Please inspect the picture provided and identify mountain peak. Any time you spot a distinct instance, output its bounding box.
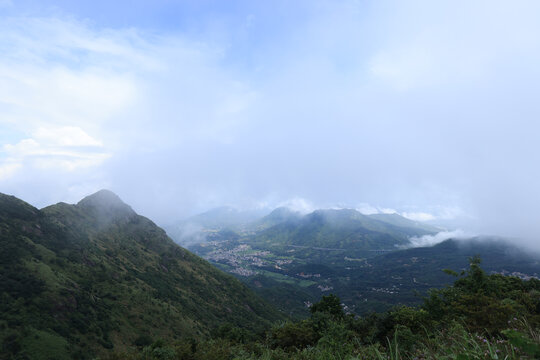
[78,189,124,207]
[77,189,135,220]
[267,206,296,216]
[254,207,302,229]
[310,208,364,220]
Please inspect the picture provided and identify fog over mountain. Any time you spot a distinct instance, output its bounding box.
[1,1,540,249]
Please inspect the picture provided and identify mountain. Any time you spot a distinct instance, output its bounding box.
[367,237,540,286]
[187,203,540,317]
[334,237,540,313]
[0,191,283,359]
[165,206,267,245]
[367,213,441,233]
[249,209,437,258]
[240,237,540,316]
[251,207,302,230]
[186,209,447,317]
[168,207,440,251]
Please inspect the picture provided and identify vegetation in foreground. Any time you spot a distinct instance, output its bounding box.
[103,257,540,359]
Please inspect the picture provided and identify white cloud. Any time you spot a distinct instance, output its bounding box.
[0,15,254,209]
[0,60,137,131]
[406,229,470,248]
[402,211,436,222]
[354,204,464,223]
[369,47,440,90]
[356,203,397,215]
[379,207,397,214]
[0,0,540,244]
[278,197,315,214]
[32,126,103,147]
[0,162,20,180]
[2,126,110,173]
[0,17,139,187]
[355,203,379,215]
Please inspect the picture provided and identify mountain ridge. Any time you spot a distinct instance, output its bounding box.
[249,207,437,251]
[0,190,283,359]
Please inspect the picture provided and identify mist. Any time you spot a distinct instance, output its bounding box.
[1,1,540,249]
[405,230,470,249]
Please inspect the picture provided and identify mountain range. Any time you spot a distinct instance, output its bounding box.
[3,191,540,358]
[166,205,440,249]
[180,205,540,317]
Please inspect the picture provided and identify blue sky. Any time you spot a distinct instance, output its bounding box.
[1,0,540,247]
[0,0,320,69]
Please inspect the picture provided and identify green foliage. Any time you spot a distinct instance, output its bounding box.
[0,191,283,359]
[309,294,344,319]
[134,335,153,348]
[422,257,540,334]
[117,260,540,359]
[503,328,540,357]
[268,320,319,350]
[213,322,256,344]
[141,340,176,360]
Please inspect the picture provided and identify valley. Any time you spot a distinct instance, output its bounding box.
[178,208,540,317]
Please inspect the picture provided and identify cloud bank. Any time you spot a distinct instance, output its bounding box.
[1,1,540,250]
[406,229,470,248]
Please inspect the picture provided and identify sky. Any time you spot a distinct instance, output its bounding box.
[1,0,540,246]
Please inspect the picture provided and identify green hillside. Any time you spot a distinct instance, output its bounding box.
[105,259,540,360]
[251,209,436,254]
[198,208,440,277]
[326,237,540,313]
[0,191,283,359]
[366,213,441,233]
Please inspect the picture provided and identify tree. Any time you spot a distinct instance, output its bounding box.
[310,294,344,319]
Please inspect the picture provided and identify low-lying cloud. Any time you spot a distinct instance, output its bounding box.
[405,229,470,248]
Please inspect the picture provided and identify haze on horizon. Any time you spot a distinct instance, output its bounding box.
[1,1,539,249]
